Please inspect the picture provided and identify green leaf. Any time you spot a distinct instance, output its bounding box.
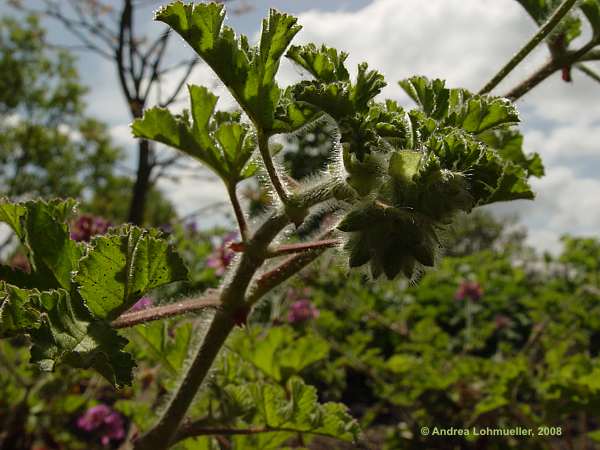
[0,282,41,337]
[399,76,450,120]
[23,200,83,290]
[478,128,544,177]
[0,199,26,239]
[448,92,520,134]
[28,289,134,387]
[0,199,82,290]
[132,85,257,184]
[247,376,360,442]
[291,80,354,120]
[131,321,193,376]
[388,150,423,183]
[229,326,329,382]
[425,129,534,204]
[286,43,350,82]
[272,87,323,133]
[351,63,386,111]
[214,122,257,181]
[400,76,520,133]
[155,2,301,130]
[486,161,535,203]
[75,225,188,321]
[1,284,134,387]
[581,0,600,38]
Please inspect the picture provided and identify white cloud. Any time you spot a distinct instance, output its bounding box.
[284,0,600,252]
[286,0,534,97]
[525,123,600,169]
[492,166,600,252]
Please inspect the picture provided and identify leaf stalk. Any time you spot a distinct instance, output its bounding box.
[479,0,578,95]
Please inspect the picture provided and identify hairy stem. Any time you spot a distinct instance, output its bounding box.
[133,309,236,450]
[111,293,220,329]
[247,248,327,305]
[479,0,577,95]
[227,183,248,241]
[133,211,289,450]
[292,177,351,209]
[267,239,339,258]
[505,41,598,100]
[257,130,289,204]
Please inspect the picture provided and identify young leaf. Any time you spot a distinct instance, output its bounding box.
[75,225,188,321]
[478,128,544,178]
[286,43,350,82]
[400,76,520,133]
[132,85,257,185]
[399,76,449,120]
[155,2,301,130]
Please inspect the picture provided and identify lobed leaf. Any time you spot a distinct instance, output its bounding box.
[1,283,135,387]
[286,43,350,82]
[28,289,135,387]
[400,76,520,133]
[132,85,257,184]
[244,376,360,442]
[74,225,188,321]
[155,2,301,130]
[229,326,329,382]
[0,199,82,290]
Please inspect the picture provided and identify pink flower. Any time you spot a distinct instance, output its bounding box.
[77,404,125,446]
[287,299,319,324]
[70,214,111,242]
[455,281,483,302]
[206,231,238,276]
[128,296,153,312]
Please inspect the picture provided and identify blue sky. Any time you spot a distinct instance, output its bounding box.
[18,0,600,252]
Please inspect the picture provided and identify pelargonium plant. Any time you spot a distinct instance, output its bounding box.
[2,0,598,448]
